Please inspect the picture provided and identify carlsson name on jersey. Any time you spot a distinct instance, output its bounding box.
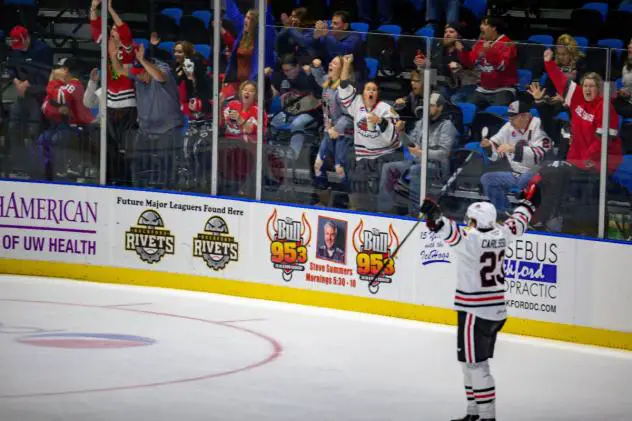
[125,209,175,264]
[266,209,312,282]
[193,216,239,270]
[352,220,400,294]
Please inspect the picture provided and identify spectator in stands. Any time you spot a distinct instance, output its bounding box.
[456,16,518,109]
[416,22,480,105]
[6,25,53,176]
[38,57,96,181]
[223,0,276,89]
[313,11,366,86]
[530,49,623,235]
[479,100,551,215]
[357,0,393,25]
[393,69,425,133]
[613,38,632,119]
[312,56,354,194]
[83,68,101,114]
[276,7,316,65]
[110,43,184,189]
[338,54,401,211]
[221,80,268,143]
[378,92,457,216]
[267,53,323,158]
[90,0,136,185]
[425,0,459,29]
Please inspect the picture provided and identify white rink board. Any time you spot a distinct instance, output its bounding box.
[0,180,630,333]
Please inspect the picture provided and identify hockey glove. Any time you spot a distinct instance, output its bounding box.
[421,198,444,233]
[517,180,541,214]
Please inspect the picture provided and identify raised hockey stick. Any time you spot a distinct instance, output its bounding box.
[368,128,488,287]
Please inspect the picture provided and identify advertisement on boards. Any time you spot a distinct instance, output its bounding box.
[503,236,572,322]
[0,184,101,263]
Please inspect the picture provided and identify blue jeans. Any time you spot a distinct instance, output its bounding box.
[315,134,352,190]
[377,160,424,215]
[426,0,459,24]
[270,112,315,159]
[480,170,534,213]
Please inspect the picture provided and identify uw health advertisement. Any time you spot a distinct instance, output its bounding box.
[0,180,629,336]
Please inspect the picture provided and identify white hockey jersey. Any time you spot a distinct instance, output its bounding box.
[489,116,551,174]
[338,82,401,160]
[436,204,533,321]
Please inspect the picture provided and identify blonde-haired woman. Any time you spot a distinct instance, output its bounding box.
[528,34,587,157]
[312,55,354,194]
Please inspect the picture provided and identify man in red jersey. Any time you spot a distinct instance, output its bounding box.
[37,58,98,181]
[456,16,517,109]
[528,48,623,235]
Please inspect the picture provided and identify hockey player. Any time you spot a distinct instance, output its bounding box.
[420,183,541,421]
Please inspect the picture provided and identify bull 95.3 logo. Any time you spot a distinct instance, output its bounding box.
[266,209,312,282]
[193,216,239,270]
[352,220,400,294]
[125,209,175,264]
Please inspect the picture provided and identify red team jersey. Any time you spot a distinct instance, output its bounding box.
[221,100,267,142]
[90,18,136,108]
[43,79,95,125]
[545,60,622,173]
[458,34,518,91]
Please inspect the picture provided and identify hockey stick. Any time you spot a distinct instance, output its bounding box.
[368,128,487,287]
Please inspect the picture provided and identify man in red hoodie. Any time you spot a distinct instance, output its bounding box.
[456,16,517,109]
[528,48,623,236]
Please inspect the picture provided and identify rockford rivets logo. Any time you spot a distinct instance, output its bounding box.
[125,209,175,263]
[193,216,239,270]
[266,209,312,282]
[352,220,400,294]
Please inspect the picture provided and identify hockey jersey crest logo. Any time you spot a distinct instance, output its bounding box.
[266,209,312,282]
[193,216,239,271]
[352,220,399,294]
[125,209,175,264]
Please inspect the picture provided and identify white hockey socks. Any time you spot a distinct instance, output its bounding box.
[466,360,496,419]
[461,363,478,415]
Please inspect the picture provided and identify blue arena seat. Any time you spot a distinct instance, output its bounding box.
[161,8,183,25]
[414,25,435,38]
[527,34,554,46]
[192,10,212,28]
[157,41,175,56]
[517,68,533,91]
[582,2,608,21]
[133,38,150,51]
[463,0,487,20]
[377,24,402,41]
[195,44,212,60]
[457,102,476,127]
[484,105,509,118]
[366,57,379,79]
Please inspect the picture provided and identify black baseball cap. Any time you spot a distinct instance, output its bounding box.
[53,57,81,75]
[507,100,530,117]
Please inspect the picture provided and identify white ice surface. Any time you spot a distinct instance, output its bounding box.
[0,275,631,421]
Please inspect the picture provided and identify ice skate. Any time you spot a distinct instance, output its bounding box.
[450,415,479,421]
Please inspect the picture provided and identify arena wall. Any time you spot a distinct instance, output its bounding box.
[1,179,631,350]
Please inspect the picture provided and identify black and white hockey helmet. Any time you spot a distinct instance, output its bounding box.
[466,201,497,229]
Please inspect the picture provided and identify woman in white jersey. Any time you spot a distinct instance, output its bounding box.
[420,183,541,421]
[338,54,402,210]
